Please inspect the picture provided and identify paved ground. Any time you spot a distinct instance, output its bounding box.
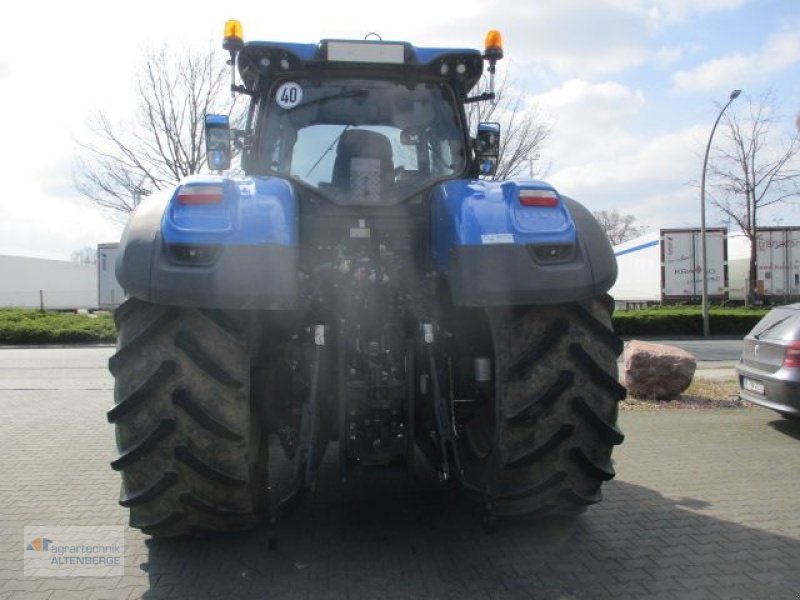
[2,347,800,599]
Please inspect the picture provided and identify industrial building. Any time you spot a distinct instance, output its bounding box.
[0,243,124,310]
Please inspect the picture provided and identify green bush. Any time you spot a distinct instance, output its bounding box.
[0,309,116,344]
[0,304,775,344]
[612,305,769,336]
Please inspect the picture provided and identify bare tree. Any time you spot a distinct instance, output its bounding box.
[74,45,239,218]
[707,91,800,300]
[592,209,647,245]
[70,246,97,265]
[466,68,552,179]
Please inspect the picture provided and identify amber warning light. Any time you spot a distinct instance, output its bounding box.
[223,20,244,53]
[484,30,503,61]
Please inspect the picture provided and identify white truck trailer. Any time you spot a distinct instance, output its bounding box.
[610,228,727,306]
[728,227,800,301]
[97,243,125,310]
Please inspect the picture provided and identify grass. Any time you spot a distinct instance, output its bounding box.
[0,309,116,344]
[622,376,746,411]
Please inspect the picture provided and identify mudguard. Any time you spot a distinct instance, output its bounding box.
[116,174,299,310]
[432,180,616,306]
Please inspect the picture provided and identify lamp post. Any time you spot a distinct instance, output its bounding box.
[525,154,540,179]
[700,89,741,337]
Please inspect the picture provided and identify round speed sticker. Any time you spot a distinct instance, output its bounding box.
[275,82,303,109]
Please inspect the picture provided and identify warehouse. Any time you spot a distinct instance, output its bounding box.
[0,243,125,310]
[0,254,98,310]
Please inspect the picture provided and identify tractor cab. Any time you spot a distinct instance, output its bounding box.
[256,76,468,205]
[205,25,504,204]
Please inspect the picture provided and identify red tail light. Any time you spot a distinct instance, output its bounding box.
[783,341,800,368]
[177,184,224,205]
[518,189,558,207]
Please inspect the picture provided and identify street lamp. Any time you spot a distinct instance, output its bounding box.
[700,89,741,337]
[524,154,540,179]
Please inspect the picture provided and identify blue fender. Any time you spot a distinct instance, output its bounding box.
[431,179,617,306]
[161,174,297,246]
[116,174,299,310]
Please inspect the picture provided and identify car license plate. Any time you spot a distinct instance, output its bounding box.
[743,377,765,395]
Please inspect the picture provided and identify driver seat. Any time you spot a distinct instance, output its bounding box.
[332,129,394,201]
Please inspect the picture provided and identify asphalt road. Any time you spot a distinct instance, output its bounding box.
[0,337,745,369]
[619,338,743,380]
[641,338,743,362]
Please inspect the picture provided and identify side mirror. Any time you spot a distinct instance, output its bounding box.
[204,114,232,171]
[475,122,500,176]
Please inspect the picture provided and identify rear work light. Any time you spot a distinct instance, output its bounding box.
[783,341,800,368]
[177,185,224,205]
[518,189,559,207]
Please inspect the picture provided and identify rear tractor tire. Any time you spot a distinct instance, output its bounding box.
[460,296,626,519]
[107,298,268,537]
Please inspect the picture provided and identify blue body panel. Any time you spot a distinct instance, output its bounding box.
[431,180,577,272]
[162,174,297,246]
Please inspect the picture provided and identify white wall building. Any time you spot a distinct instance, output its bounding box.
[0,254,98,310]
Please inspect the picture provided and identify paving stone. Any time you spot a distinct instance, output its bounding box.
[3,349,800,599]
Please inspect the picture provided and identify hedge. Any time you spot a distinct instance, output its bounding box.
[0,309,116,344]
[612,306,770,336]
[0,305,774,344]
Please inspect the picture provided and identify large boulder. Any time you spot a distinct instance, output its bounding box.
[624,340,696,400]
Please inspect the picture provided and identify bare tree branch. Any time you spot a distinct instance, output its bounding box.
[74,44,241,218]
[465,67,552,179]
[591,209,647,245]
[71,246,98,264]
[707,90,800,300]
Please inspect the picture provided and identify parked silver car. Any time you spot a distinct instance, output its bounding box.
[737,303,800,418]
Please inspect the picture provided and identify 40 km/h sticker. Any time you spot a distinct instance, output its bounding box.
[275,82,303,109]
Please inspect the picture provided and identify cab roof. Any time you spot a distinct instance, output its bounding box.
[237,39,484,99]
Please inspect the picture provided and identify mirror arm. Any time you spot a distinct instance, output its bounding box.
[231,129,246,151]
[231,84,255,96]
[464,92,495,104]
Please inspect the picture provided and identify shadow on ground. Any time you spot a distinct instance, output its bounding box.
[769,417,800,441]
[139,450,800,600]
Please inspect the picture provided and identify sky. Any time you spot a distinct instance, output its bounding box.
[0,0,798,260]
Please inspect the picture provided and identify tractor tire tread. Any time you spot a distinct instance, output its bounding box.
[109,299,265,537]
[461,297,625,519]
[110,417,176,471]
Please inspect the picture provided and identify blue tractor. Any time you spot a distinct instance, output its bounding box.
[109,22,625,537]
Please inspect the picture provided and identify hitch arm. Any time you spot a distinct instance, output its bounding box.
[424,326,462,482]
